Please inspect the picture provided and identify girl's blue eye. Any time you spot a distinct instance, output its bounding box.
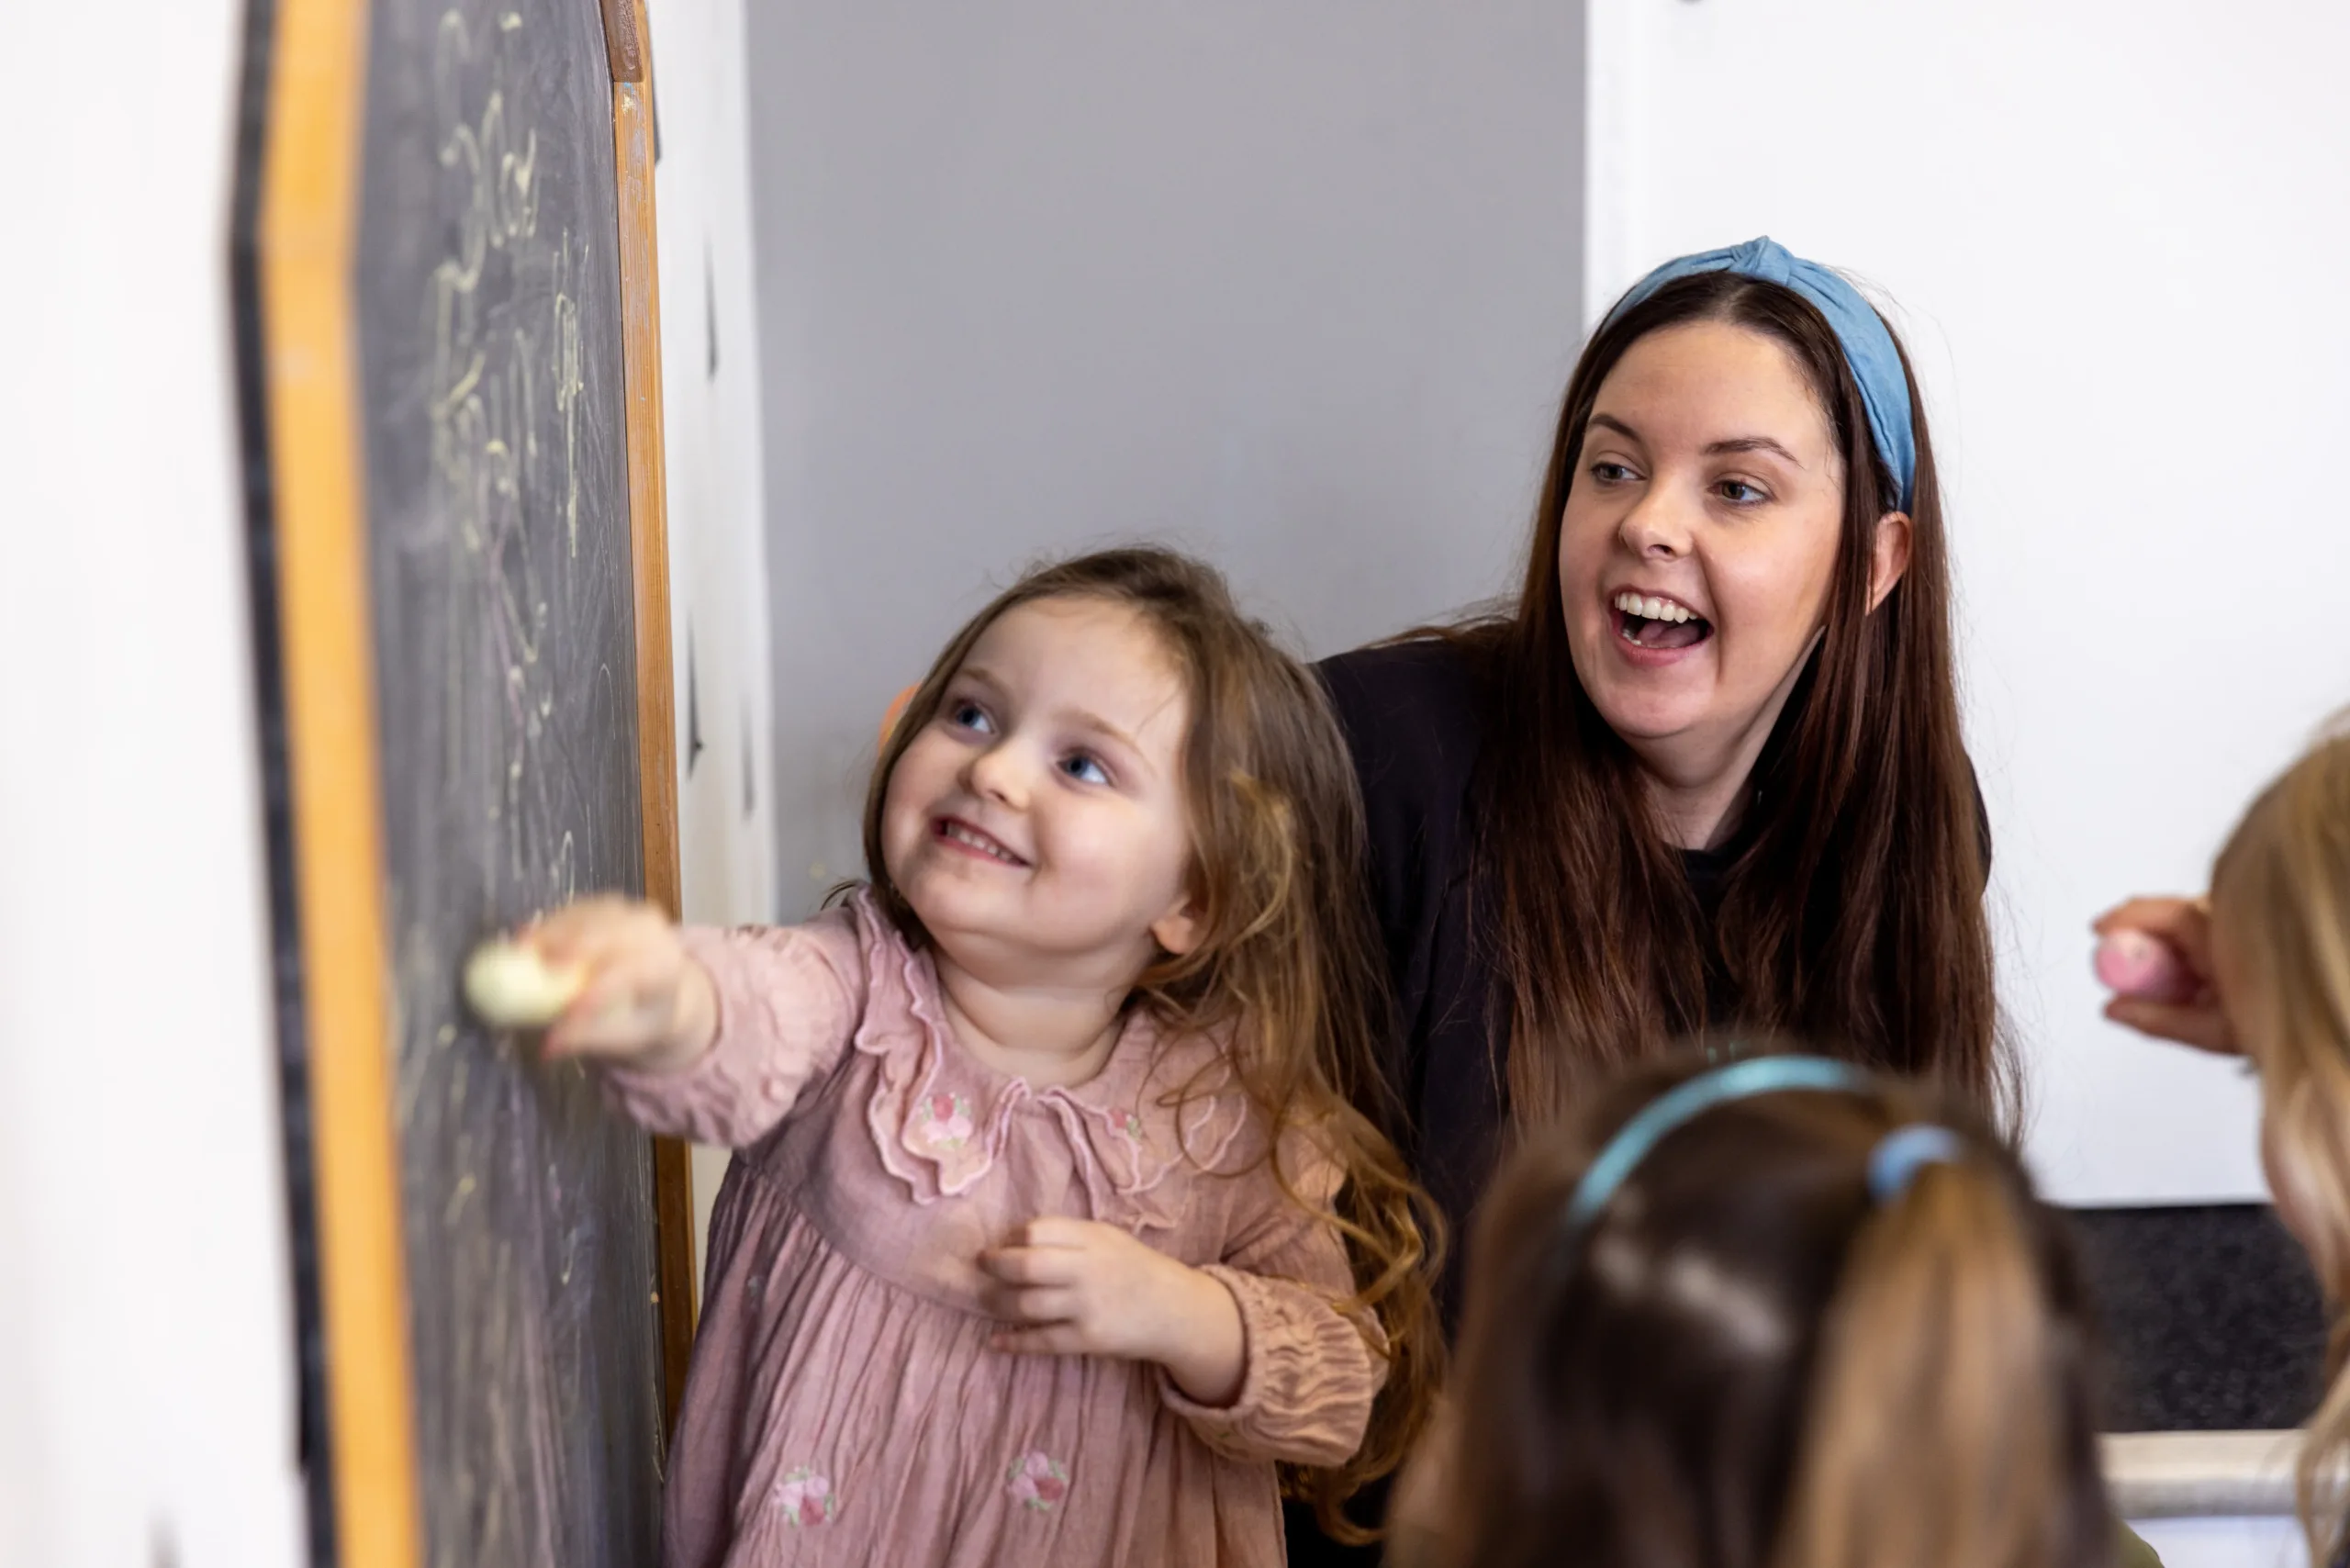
[1059,753,1111,786]
[948,700,993,734]
[1718,479,1767,505]
[1589,461,1635,485]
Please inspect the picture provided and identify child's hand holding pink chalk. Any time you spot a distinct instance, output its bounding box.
[2093,928,2200,1003]
[2089,895,2238,1055]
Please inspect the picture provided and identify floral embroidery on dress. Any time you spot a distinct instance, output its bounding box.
[845,890,1253,1219]
[1007,1450,1070,1512]
[775,1467,837,1528]
[917,1092,976,1152]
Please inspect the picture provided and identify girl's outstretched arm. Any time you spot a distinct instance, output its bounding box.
[586,904,869,1148]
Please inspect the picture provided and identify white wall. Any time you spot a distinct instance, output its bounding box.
[748,0,1586,910]
[0,1,779,1559]
[655,0,778,933]
[1,6,305,1568]
[2132,1518,2304,1568]
[1584,0,2350,1206]
[648,0,781,1265]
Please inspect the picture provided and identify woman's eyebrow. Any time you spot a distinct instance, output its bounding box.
[1704,434,1805,467]
[1588,413,1805,468]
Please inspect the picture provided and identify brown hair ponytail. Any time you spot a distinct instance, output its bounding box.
[1774,1161,2111,1568]
[1426,1052,2108,1568]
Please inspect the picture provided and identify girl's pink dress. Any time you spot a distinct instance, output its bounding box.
[605,890,1382,1567]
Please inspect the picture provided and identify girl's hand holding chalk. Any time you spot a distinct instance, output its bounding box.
[2090,895,2238,1055]
[2093,928,2200,1004]
[464,942,588,1028]
[465,895,720,1073]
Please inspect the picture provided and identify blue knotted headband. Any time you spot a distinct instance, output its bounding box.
[1600,237,1917,511]
[1562,1055,1964,1234]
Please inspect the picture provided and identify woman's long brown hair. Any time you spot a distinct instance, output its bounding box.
[1432,1053,2110,1568]
[861,546,1441,1538]
[2209,721,2350,1566]
[1446,271,2012,1129]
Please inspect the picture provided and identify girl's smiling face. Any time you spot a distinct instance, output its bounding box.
[1558,319,1902,792]
[880,595,1201,992]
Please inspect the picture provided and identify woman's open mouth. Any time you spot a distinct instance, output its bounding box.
[1611,590,1713,651]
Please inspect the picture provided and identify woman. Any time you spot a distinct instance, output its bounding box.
[1295,237,2014,1562]
[1324,237,2008,1272]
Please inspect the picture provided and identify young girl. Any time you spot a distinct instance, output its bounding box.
[1388,1051,2117,1568]
[2098,719,2350,1565]
[509,547,1437,1567]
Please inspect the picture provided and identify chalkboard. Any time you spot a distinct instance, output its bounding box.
[352,1,664,1565]
[238,0,684,1563]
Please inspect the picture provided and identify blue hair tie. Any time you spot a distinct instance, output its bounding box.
[1865,1124,1967,1202]
[1565,1055,1871,1231]
[1601,237,1917,511]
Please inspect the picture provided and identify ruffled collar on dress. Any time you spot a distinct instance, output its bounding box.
[844,890,1252,1234]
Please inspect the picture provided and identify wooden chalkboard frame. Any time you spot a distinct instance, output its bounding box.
[599,0,704,1445]
[247,0,696,1562]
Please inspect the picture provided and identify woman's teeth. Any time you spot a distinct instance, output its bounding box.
[1613,590,1712,650]
[1612,590,1697,623]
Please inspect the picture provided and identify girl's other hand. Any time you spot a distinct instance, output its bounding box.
[520,896,719,1071]
[977,1217,1246,1406]
[2091,895,2238,1056]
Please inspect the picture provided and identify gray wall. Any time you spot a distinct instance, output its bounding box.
[748,0,1585,911]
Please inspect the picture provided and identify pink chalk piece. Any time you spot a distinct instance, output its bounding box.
[2093,929,2199,1003]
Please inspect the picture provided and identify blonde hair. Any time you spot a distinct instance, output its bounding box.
[1437,1051,2109,1568]
[862,546,1441,1536]
[2210,717,2350,1563]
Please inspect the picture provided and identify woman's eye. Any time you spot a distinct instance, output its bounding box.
[947,700,993,734]
[1589,461,1636,485]
[1718,479,1768,505]
[1059,753,1111,786]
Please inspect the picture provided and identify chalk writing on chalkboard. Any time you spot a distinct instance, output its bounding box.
[425,6,590,872]
[354,0,665,1563]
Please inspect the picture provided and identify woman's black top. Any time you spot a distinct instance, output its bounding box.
[1282,636,1985,1566]
[1315,637,1740,1293]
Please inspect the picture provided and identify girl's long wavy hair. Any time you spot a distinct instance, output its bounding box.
[1439,269,2014,1133]
[2209,717,2350,1566]
[1432,1050,2111,1568]
[861,545,1441,1537]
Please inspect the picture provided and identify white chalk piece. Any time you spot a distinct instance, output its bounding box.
[463,940,587,1028]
